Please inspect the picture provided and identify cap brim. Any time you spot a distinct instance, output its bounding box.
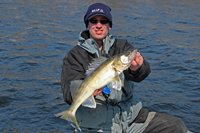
[88,13,111,21]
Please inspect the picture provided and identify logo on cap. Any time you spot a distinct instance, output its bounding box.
[92,9,104,13]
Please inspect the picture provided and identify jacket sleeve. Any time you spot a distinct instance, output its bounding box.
[61,47,89,105]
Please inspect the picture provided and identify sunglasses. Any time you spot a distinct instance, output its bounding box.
[89,19,109,25]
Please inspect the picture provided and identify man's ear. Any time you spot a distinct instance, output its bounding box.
[86,21,89,30]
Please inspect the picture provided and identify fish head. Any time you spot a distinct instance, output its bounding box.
[112,49,137,72]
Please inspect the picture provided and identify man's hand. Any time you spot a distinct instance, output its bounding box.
[93,87,105,96]
[129,52,143,71]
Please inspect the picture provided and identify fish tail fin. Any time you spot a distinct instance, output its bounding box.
[55,110,81,131]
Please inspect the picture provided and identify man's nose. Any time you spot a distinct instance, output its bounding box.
[96,21,102,28]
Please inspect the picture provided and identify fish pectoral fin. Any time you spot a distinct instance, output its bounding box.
[108,76,122,90]
[82,95,96,108]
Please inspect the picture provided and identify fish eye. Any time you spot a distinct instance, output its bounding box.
[125,51,130,56]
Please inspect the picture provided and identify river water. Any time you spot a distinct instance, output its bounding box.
[0,0,199,132]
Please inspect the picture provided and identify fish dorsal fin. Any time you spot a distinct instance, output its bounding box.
[82,95,96,108]
[70,80,82,99]
[86,56,108,76]
[107,76,122,90]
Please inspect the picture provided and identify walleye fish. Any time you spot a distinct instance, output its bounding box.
[55,49,137,131]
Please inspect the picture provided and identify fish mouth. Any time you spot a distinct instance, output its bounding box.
[128,49,137,61]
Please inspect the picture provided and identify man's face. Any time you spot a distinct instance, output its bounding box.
[87,15,111,41]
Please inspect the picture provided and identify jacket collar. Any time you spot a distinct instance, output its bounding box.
[77,30,115,57]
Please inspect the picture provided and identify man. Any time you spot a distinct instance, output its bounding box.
[61,3,187,133]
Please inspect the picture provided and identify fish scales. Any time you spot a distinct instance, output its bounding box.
[70,57,116,113]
